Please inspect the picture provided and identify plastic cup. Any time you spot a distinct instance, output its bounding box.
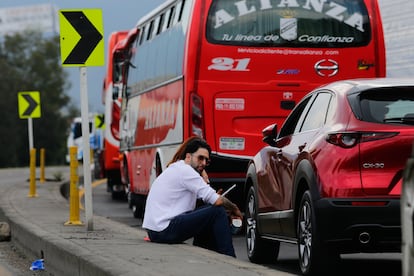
[231,218,242,234]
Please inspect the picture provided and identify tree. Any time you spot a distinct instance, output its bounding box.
[0,31,75,167]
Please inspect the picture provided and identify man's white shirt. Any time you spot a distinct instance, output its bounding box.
[142,160,219,232]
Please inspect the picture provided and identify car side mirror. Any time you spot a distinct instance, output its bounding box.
[262,123,277,146]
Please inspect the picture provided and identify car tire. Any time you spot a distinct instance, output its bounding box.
[245,186,280,264]
[297,191,339,275]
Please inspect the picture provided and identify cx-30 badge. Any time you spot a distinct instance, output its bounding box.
[314,59,339,77]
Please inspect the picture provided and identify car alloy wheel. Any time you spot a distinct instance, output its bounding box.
[297,190,338,275]
[245,186,280,263]
[298,192,313,273]
[246,189,257,258]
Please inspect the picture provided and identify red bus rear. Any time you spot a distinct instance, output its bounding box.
[119,0,386,215]
[100,31,128,198]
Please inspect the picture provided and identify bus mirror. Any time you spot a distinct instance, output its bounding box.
[113,64,121,83]
[112,86,119,100]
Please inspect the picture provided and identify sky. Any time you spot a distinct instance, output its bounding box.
[1,0,166,114]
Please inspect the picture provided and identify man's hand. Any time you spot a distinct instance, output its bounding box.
[214,196,243,220]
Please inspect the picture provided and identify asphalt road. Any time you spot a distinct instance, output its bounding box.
[0,170,404,276]
[90,179,403,276]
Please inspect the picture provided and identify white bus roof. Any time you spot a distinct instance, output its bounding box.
[135,0,176,27]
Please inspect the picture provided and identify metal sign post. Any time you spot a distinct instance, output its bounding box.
[59,8,104,231]
[79,67,93,230]
[28,117,34,150]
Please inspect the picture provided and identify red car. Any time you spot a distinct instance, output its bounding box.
[244,78,414,275]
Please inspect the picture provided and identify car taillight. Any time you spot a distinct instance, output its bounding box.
[190,93,205,138]
[111,101,121,140]
[326,133,359,148]
[326,132,398,148]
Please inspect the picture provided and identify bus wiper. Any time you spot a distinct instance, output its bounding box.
[383,117,414,125]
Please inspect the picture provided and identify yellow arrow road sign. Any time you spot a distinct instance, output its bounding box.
[18,91,41,119]
[95,113,105,129]
[59,9,104,67]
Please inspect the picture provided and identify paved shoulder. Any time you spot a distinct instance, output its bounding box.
[0,167,292,276]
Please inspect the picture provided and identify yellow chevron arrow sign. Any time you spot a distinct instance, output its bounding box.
[18,91,41,119]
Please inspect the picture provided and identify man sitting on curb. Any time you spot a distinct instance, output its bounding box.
[142,137,242,257]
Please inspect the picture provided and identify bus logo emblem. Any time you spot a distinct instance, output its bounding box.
[314,59,339,77]
[280,18,297,41]
[283,92,293,100]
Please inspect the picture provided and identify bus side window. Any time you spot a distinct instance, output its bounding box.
[147,20,154,41]
[162,9,171,31]
[179,0,191,28]
[157,13,165,35]
[151,17,160,38]
[179,0,186,22]
[173,1,183,25]
[139,26,146,45]
[167,6,175,29]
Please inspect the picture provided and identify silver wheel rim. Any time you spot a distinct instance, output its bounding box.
[299,200,312,270]
[246,193,257,256]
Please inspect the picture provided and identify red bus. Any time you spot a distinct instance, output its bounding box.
[100,31,128,198]
[119,0,386,217]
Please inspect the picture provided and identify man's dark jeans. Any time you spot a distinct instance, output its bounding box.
[147,205,236,257]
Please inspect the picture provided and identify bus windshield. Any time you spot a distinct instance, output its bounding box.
[206,0,370,47]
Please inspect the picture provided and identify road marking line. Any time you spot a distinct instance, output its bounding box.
[78,178,107,210]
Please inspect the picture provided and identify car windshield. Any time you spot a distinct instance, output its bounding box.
[356,88,414,125]
[73,122,93,139]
